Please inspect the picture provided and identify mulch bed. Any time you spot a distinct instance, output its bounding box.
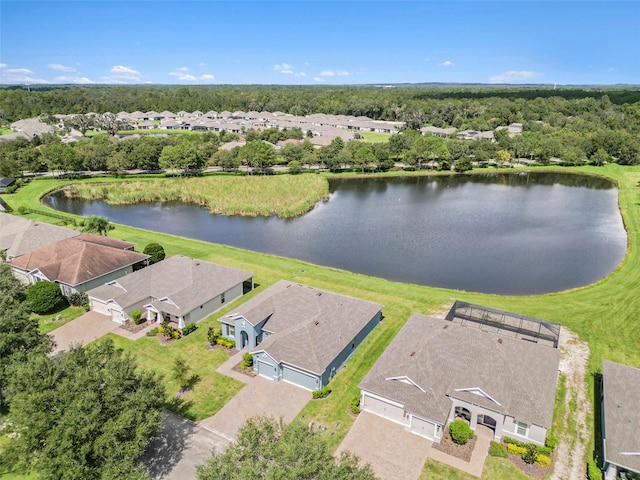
[507,453,549,478]
[156,333,175,346]
[432,430,478,462]
[231,360,255,378]
[205,344,238,355]
[119,319,154,333]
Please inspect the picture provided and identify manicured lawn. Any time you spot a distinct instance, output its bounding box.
[2,164,639,475]
[33,305,86,334]
[358,131,394,143]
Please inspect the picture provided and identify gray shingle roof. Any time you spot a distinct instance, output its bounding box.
[359,313,559,427]
[232,280,382,375]
[0,213,79,259]
[88,255,253,316]
[603,360,640,473]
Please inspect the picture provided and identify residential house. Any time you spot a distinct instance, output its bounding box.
[359,303,560,445]
[219,280,383,390]
[0,177,16,193]
[10,233,148,295]
[601,360,640,480]
[0,213,79,260]
[87,255,253,326]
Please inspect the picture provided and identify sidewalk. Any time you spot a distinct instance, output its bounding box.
[216,347,251,384]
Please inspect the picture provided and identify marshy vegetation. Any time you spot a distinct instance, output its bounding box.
[65,175,330,218]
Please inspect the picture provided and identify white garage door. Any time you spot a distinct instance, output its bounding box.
[89,297,111,316]
[410,415,439,440]
[362,393,406,425]
[256,359,277,380]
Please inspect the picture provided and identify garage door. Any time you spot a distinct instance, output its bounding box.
[89,297,111,316]
[362,393,406,425]
[281,365,318,390]
[256,359,277,380]
[410,415,439,440]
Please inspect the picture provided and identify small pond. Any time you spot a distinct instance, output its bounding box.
[43,172,627,295]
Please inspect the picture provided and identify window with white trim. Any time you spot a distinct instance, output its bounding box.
[228,324,235,336]
[516,421,529,437]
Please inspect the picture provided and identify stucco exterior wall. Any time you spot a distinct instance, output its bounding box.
[187,282,244,326]
[501,416,547,445]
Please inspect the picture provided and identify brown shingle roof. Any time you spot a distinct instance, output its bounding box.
[232,281,382,374]
[10,236,148,286]
[603,361,640,473]
[360,313,559,427]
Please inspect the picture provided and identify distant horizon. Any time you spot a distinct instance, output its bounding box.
[2,1,638,86]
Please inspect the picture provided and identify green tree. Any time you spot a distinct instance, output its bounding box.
[83,215,114,236]
[159,142,203,174]
[239,141,277,173]
[196,417,376,480]
[0,263,53,407]
[172,356,191,394]
[590,147,611,166]
[26,281,67,314]
[143,242,166,264]
[1,339,165,480]
[354,145,375,173]
[454,157,473,173]
[40,142,80,175]
[495,149,511,168]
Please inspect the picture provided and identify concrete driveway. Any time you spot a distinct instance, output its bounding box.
[50,310,118,354]
[142,410,230,480]
[336,411,433,480]
[198,376,311,441]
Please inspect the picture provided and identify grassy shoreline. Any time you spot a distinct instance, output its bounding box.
[2,165,639,477]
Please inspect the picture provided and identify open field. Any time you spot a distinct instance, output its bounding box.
[2,164,639,479]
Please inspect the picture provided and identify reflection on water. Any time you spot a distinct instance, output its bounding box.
[44,173,627,295]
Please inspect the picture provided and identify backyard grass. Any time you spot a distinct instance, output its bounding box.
[60,175,330,217]
[357,131,393,143]
[33,305,85,334]
[2,164,639,478]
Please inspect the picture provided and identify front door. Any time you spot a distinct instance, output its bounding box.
[240,330,249,348]
[477,414,497,430]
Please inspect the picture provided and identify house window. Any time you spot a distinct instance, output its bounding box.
[516,422,529,437]
[221,292,226,304]
[228,325,235,336]
[61,284,71,296]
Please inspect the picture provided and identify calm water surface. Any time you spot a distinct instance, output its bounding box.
[44,173,627,295]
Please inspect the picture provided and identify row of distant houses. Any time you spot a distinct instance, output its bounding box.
[1,210,635,478]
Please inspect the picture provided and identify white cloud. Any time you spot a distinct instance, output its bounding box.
[48,63,76,72]
[320,70,350,77]
[177,66,189,72]
[0,63,7,69]
[111,65,139,75]
[489,70,541,83]
[439,60,454,67]
[53,76,94,84]
[604,67,617,73]
[199,62,206,67]
[4,67,34,75]
[200,74,215,80]
[169,70,215,82]
[274,63,293,74]
[294,72,306,77]
[314,77,325,82]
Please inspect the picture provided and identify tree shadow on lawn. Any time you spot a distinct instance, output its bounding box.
[141,408,195,479]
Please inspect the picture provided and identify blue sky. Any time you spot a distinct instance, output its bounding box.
[1,1,638,85]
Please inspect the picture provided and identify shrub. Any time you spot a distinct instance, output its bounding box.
[67,292,88,307]
[216,337,235,349]
[207,326,220,345]
[130,310,143,325]
[545,433,558,451]
[537,454,551,467]
[17,206,26,215]
[537,445,553,456]
[507,443,528,457]
[449,420,474,445]
[522,444,539,464]
[146,327,159,337]
[312,385,332,399]
[350,395,361,415]
[27,281,68,314]
[172,329,181,340]
[143,242,166,264]
[503,436,526,447]
[489,441,509,458]
[161,320,179,339]
[241,353,253,370]
[182,323,198,336]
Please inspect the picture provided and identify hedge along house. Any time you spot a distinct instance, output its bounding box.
[601,360,640,480]
[359,304,560,445]
[219,280,383,391]
[9,233,148,295]
[87,255,253,327]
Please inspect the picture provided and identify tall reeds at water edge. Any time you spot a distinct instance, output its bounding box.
[67,176,330,218]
